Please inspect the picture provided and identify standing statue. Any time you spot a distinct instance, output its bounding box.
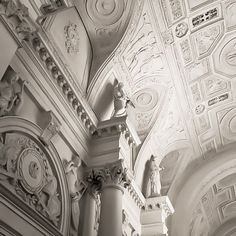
[0,68,26,117]
[112,80,134,117]
[146,155,163,198]
[64,156,82,236]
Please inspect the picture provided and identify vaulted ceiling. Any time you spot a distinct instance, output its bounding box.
[25,0,236,235]
[85,0,236,235]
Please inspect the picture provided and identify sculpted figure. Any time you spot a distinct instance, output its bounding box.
[0,0,34,40]
[64,156,82,236]
[0,68,25,117]
[112,80,134,117]
[147,155,163,198]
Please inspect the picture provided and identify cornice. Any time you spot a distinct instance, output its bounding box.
[92,116,141,147]
[0,0,97,135]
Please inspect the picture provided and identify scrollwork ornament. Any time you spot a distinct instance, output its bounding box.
[64,22,80,55]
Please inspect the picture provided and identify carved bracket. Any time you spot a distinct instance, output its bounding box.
[39,110,61,146]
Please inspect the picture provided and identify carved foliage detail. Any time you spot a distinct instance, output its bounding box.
[0,133,61,227]
[86,160,130,190]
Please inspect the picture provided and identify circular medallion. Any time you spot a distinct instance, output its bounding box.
[86,0,124,26]
[18,148,46,194]
[175,22,188,38]
[133,88,158,112]
[195,104,205,115]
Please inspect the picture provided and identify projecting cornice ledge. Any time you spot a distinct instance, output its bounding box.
[92,116,141,147]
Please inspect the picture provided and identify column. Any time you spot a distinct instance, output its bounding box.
[87,160,130,236]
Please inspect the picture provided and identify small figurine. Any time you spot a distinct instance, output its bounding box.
[112,80,134,117]
[64,156,82,236]
[0,67,26,117]
[146,155,164,198]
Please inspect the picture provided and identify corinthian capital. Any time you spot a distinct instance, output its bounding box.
[86,160,131,191]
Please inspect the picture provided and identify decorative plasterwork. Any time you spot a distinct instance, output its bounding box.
[0,132,62,227]
[224,0,236,31]
[30,36,96,133]
[214,34,236,78]
[192,22,224,59]
[0,0,36,41]
[160,0,185,26]
[189,5,222,31]
[189,173,236,236]
[86,160,131,191]
[0,1,98,136]
[64,22,80,55]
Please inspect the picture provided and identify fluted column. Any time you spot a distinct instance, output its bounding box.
[87,160,130,236]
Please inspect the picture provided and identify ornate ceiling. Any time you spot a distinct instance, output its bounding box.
[23,0,236,235]
[86,0,236,235]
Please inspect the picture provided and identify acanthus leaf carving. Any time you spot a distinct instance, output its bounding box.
[86,160,131,191]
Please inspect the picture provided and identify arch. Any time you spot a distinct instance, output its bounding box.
[0,116,70,235]
[170,143,236,236]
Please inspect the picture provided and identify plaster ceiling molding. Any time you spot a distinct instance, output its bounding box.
[41,7,92,93]
[192,22,224,59]
[185,58,210,82]
[207,92,232,109]
[224,0,236,31]
[120,9,166,84]
[218,107,236,145]
[74,0,137,80]
[129,83,168,138]
[189,204,209,236]
[151,93,187,153]
[213,34,236,78]
[187,0,216,12]
[201,139,217,159]
[194,109,210,136]
[188,175,236,236]
[171,153,236,236]
[160,0,186,27]
[178,37,194,65]
[189,81,203,104]
[174,21,189,38]
[189,5,222,32]
[202,75,230,98]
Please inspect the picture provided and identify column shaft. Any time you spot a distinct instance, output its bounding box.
[98,186,123,236]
